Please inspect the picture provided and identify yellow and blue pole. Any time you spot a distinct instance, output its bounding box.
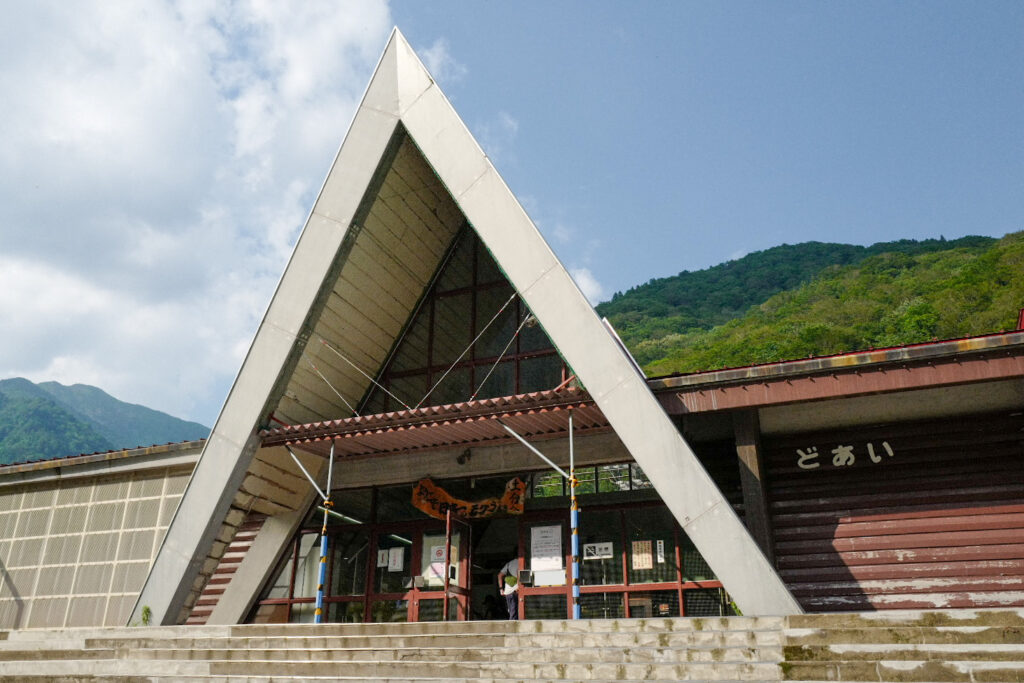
[499,415,580,618]
[314,441,335,624]
[314,499,331,622]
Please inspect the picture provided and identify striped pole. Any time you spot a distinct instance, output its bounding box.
[314,506,329,623]
[314,441,335,624]
[569,409,580,620]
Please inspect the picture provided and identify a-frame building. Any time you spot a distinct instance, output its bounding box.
[133,29,800,626]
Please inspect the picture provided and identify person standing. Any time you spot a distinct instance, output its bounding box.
[497,554,519,620]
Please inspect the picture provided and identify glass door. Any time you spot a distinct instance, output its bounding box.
[414,516,470,621]
[367,521,471,622]
[519,517,569,619]
[368,527,415,622]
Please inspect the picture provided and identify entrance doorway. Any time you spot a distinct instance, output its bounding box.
[250,467,732,624]
[467,517,518,620]
[368,518,470,622]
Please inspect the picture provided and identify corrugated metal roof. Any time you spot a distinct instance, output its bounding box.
[260,387,608,459]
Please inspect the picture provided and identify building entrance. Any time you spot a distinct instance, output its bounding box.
[467,517,518,620]
[368,518,470,622]
[249,466,735,624]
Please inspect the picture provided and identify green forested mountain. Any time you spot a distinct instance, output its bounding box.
[597,232,1023,377]
[0,378,209,466]
[0,387,114,465]
[35,381,209,451]
[597,235,995,348]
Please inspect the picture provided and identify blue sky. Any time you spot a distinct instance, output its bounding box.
[0,2,1020,425]
[394,2,1023,299]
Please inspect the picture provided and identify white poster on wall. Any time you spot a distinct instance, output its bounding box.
[427,545,447,584]
[530,525,562,572]
[387,546,404,572]
[376,549,389,568]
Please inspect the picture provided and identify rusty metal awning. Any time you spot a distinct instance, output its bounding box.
[259,387,609,459]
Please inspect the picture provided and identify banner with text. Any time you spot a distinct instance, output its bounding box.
[412,477,526,520]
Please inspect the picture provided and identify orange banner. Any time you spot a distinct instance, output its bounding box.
[412,477,526,520]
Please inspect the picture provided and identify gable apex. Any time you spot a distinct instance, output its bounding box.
[360,29,435,120]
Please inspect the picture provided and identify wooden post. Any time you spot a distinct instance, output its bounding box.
[443,508,452,622]
[733,410,775,565]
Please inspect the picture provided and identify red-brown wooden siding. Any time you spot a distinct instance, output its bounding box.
[185,515,266,625]
[765,410,1024,612]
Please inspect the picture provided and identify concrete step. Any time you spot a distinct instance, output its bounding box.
[786,608,1024,630]
[0,678,783,683]
[204,658,785,680]
[784,625,1024,646]
[0,647,120,661]
[82,628,784,651]
[0,656,783,681]
[781,658,1024,682]
[229,615,784,637]
[786,642,1024,662]
[126,644,782,664]
[0,677,150,683]
[0,625,232,641]
[0,637,87,651]
[0,658,211,678]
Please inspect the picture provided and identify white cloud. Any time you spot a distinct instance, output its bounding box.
[552,223,573,245]
[570,268,606,305]
[419,37,468,84]
[529,213,605,304]
[0,1,392,423]
[475,111,520,165]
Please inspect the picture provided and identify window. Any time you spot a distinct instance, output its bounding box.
[361,228,566,412]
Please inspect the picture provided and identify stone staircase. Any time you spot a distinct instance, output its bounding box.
[0,609,1021,682]
[0,617,784,682]
[783,609,1024,682]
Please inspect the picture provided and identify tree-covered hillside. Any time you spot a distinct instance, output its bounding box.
[597,235,995,351]
[37,381,209,449]
[0,379,210,466]
[626,232,1024,377]
[0,390,114,465]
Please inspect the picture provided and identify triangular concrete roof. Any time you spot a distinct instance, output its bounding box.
[135,29,799,624]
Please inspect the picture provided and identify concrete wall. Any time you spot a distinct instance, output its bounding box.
[0,444,200,629]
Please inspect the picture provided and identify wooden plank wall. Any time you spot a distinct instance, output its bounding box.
[186,514,266,626]
[765,410,1024,612]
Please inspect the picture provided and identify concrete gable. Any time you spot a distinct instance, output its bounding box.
[134,29,799,626]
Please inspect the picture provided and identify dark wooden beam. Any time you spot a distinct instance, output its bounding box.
[734,409,775,565]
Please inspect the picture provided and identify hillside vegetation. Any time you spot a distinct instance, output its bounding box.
[598,235,994,347]
[0,390,114,465]
[0,379,209,466]
[596,232,1023,377]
